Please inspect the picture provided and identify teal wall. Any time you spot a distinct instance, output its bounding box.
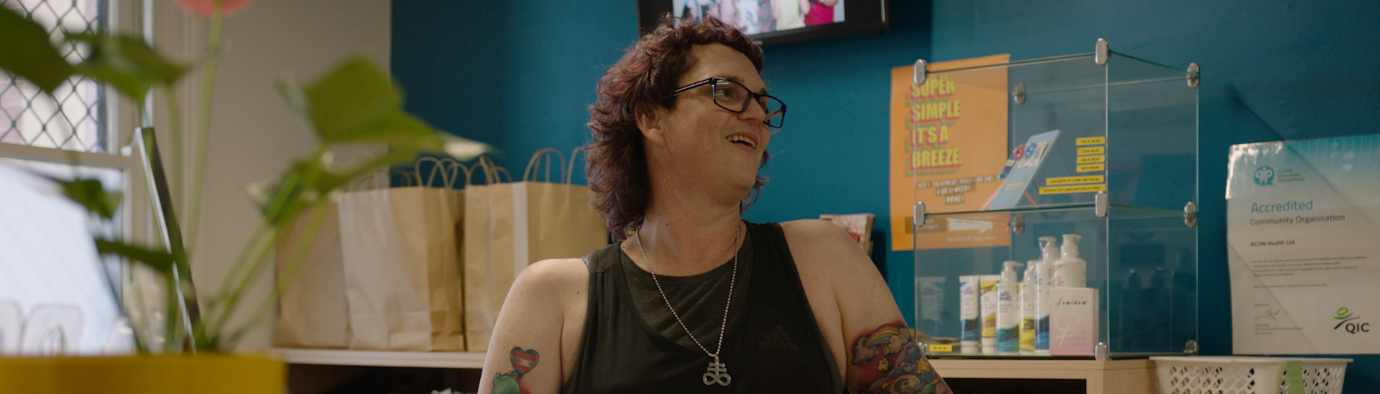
[394,1,1380,391]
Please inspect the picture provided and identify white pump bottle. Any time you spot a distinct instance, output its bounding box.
[1052,233,1086,288]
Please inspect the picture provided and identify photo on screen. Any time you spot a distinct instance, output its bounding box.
[670,0,845,35]
[639,0,887,46]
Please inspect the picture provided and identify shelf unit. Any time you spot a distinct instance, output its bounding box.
[269,349,487,394]
[930,359,1157,394]
[269,348,486,369]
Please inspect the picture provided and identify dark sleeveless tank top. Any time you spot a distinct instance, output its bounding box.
[563,222,842,393]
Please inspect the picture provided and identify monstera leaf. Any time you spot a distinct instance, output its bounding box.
[0,6,75,93]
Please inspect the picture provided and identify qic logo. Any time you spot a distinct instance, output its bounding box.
[1254,166,1275,186]
[1334,307,1370,334]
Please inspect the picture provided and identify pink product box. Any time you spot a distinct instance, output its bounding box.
[1049,287,1099,356]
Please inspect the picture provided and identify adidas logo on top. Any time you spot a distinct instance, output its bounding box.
[760,325,800,350]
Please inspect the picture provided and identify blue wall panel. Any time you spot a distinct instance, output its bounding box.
[392,0,511,150]
[499,0,636,183]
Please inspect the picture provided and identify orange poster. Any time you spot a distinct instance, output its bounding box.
[889,55,1010,251]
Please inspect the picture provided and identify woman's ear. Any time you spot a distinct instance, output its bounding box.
[636,103,669,147]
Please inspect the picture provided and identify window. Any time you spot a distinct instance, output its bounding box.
[0,0,149,356]
[1,0,109,153]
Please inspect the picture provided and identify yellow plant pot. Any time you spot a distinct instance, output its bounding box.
[0,354,284,394]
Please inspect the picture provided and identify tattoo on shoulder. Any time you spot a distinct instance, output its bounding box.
[492,347,539,394]
[850,322,952,394]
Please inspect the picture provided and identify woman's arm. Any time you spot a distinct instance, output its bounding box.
[784,220,952,394]
[478,258,588,394]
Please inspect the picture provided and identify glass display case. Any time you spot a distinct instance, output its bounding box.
[911,41,1199,359]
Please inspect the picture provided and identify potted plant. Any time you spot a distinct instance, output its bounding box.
[0,0,485,391]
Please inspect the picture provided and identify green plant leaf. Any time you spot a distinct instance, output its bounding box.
[283,56,451,152]
[315,148,418,192]
[346,110,444,149]
[68,33,189,100]
[95,239,176,274]
[248,158,330,227]
[298,57,399,143]
[56,178,123,219]
[0,6,76,93]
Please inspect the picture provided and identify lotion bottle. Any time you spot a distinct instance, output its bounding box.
[996,261,1023,354]
[1019,261,1037,354]
[959,275,980,353]
[1035,236,1058,355]
[979,275,1001,354]
[1053,233,1086,288]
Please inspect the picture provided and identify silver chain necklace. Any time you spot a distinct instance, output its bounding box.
[634,223,740,387]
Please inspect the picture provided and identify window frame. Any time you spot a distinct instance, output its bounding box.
[0,0,184,305]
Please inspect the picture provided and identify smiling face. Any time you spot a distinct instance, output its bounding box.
[641,43,771,202]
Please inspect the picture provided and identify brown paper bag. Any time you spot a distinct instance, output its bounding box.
[273,159,386,349]
[274,201,350,348]
[339,157,468,351]
[464,150,608,352]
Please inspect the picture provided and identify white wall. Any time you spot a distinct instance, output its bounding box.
[184,0,391,351]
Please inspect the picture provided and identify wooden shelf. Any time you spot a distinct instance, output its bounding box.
[929,359,1156,394]
[268,351,1155,393]
[269,348,486,369]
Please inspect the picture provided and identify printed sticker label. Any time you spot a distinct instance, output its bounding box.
[1076,155,1106,164]
[1039,184,1107,194]
[1046,175,1105,186]
[1076,137,1106,146]
[1076,164,1105,172]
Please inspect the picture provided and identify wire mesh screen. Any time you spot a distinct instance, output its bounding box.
[0,0,109,153]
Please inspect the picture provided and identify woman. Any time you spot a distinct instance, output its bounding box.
[479,16,951,394]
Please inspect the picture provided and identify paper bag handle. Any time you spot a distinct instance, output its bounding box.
[523,148,566,183]
[564,147,588,185]
[413,157,471,189]
[389,169,416,187]
[470,155,512,186]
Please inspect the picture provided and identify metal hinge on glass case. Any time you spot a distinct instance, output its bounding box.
[1184,340,1199,355]
[914,202,926,230]
[1187,63,1201,88]
[1095,191,1108,218]
[1095,342,1109,360]
[1095,38,1110,66]
[1184,201,1198,228]
[1012,83,1026,105]
[1011,213,1025,235]
[914,59,927,85]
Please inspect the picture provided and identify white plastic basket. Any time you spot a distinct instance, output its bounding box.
[1151,356,1352,394]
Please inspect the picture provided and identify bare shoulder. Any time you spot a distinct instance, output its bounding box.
[516,257,589,295]
[503,257,589,315]
[779,219,877,274]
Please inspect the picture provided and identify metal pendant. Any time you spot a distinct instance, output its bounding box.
[702,357,731,386]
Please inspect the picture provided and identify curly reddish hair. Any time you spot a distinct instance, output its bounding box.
[585,15,770,240]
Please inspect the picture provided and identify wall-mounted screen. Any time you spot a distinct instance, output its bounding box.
[638,0,889,46]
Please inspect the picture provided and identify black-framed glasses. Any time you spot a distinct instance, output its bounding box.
[669,77,787,129]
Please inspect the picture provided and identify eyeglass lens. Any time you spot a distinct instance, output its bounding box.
[712,80,785,128]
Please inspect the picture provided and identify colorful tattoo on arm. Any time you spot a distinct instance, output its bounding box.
[491,347,539,394]
[850,322,952,394]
